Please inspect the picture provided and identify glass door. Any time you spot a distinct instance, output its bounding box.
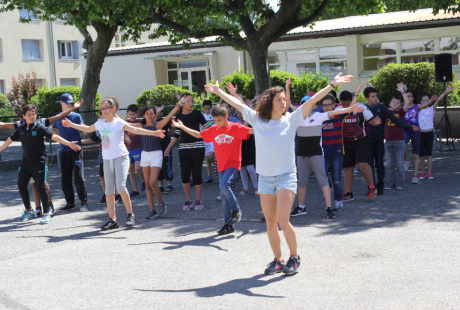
[179,69,208,95]
[180,71,190,91]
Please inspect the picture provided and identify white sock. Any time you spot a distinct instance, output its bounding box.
[299,205,305,210]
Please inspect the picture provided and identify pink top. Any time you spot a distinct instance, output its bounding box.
[418,106,434,130]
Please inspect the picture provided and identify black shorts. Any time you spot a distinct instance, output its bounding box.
[419,131,434,157]
[99,160,104,177]
[343,136,371,168]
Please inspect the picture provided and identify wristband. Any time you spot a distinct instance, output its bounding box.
[401,91,405,94]
[330,83,335,88]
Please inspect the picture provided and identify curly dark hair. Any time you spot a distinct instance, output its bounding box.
[139,105,156,125]
[255,86,286,121]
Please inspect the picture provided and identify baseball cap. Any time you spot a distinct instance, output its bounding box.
[56,93,74,104]
[300,95,311,104]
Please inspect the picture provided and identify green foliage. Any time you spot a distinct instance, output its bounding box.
[449,80,460,106]
[0,93,14,117]
[135,84,205,111]
[208,69,336,102]
[31,85,101,113]
[368,63,456,106]
[0,93,8,109]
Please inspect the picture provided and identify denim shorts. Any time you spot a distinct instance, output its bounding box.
[258,171,297,195]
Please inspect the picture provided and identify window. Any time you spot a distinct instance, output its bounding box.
[60,78,76,86]
[319,46,347,75]
[19,9,38,20]
[441,36,460,66]
[362,42,397,71]
[286,50,316,75]
[22,40,41,59]
[0,80,4,94]
[179,59,207,68]
[58,41,81,59]
[401,39,435,64]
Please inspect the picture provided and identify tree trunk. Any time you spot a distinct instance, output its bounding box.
[246,43,270,95]
[79,23,118,126]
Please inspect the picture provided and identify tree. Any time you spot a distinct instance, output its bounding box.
[149,0,459,95]
[6,70,40,114]
[0,0,155,123]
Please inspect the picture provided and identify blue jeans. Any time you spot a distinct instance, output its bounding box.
[370,136,385,190]
[218,168,240,225]
[324,155,344,202]
[384,140,405,187]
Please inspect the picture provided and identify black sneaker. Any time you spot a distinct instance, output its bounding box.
[126,214,136,227]
[377,188,384,196]
[165,185,174,195]
[231,209,242,223]
[61,203,76,211]
[146,209,157,219]
[101,220,119,231]
[265,259,285,275]
[217,224,235,235]
[159,186,164,193]
[290,206,307,217]
[115,195,122,203]
[283,255,301,275]
[80,201,88,212]
[99,194,106,205]
[326,207,336,219]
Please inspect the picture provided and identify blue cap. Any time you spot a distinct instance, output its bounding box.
[300,95,311,104]
[56,93,74,104]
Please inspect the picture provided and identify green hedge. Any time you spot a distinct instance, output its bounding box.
[208,69,337,102]
[368,63,457,106]
[30,84,101,114]
[0,93,15,117]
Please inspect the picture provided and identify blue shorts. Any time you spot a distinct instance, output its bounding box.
[128,149,142,163]
[404,131,421,155]
[258,172,297,195]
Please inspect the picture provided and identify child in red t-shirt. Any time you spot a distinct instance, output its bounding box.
[172,104,252,235]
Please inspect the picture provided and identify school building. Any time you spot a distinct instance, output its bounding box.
[92,8,460,109]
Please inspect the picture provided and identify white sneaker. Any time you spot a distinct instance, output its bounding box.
[404,160,410,171]
[396,185,403,190]
[216,194,222,201]
[411,177,419,184]
[333,200,343,211]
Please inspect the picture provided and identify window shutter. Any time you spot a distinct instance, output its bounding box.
[30,40,40,59]
[72,41,79,59]
[22,40,31,59]
[57,40,62,59]
[77,41,83,59]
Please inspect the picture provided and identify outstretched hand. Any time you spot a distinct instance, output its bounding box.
[445,86,453,94]
[332,73,353,86]
[350,103,365,113]
[73,100,82,110]
[155,105,165,113]
[175,93,181,100]
[69,141,81,152]
[285,77,291,90]
[153,130,165,138]
[204,81,221,94]
[396,82,405,93]
[226,82,238,95]
[355,82,365,94]
[62,118,72,127]
[432,94,439,101]
[171,119,184,128]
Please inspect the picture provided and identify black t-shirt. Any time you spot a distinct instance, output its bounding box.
[158,117,172,148]
[174,110,209,158]
[14,118,50,129]
[10,121,54,164]
[241,134,256,167]
[91,131,102,160]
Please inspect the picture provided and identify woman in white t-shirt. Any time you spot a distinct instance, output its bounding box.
[62,97,165,231]
[418,86,452,180]
[204,73,353,275]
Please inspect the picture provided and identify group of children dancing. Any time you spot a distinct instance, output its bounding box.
[0,72,449,276]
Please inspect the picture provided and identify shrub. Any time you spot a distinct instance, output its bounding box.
[368,63,456,106]
[208,69,336,102]
[449,80,460,106]
[7,70,40,114]
[0,93,14,117]
[136,84,205,111]
[31,85,101,114]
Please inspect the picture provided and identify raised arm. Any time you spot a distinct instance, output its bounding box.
[50,134,81,152]
[352,82,365,106]
[62,118,96,133]
[156,104,181,130]
[48,100,82,124]
[164,136,177,157]
[301,73,353,118]
[171,119,202,139]
[123,123,165,138]
[154,105,164,122]
[418,96,435,110]
[285,77,291,114]
[226,82,245,105]
[205,81,245,113]
[0,138,13,153]
[396,82,410,112]
[328,103,365,117]
[432,86,453,110]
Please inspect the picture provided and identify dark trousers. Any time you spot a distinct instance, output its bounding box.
[369,136,385,190]
[158,149,173,181]
[18,162,50,213]
[60,150,87,204]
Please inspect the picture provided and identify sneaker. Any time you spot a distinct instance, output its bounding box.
[159,186,164,193]
[367,186,377,199]
[332,200,343,211]
[259,216,266,223]
[115,195,122,203]
[99,194,106,205]
[216,194,222,201]
[190,179,195,187]
[283,255,301,275]
[326,207,336,219]
[61,203,76,211]
[129,191,139,198]
[126,214,136,227]
[40,213,51,225]
[165,185,174,195]
[342,192,354,202]
[428,174,435,180]
[48,202,54,216]
[412,176,419,184]
[19,209,35,222]
[158,203,167,216]
[419,173,427,180]
[183,200,193,211]
[231,209,242,223]
[385,185,395,190]
[146,209,157,219]
[141,182,146,191]
[264,259,285,275]
[377,188,384,196]
[404,160,410,171]
[80,201,88,212]
[204,176,213,184]
[396,185,403,190]
[34,208,42,218]
[194,200,204,211]
[239,190,250,196]
[254,190,259,195]
[101,220,119,231]
[217,224,235,235]
[290,206,307,217]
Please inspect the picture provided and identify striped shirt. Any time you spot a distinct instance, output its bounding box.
[142,126,162,152]
[322,115,345,157]
[174,110,210,153]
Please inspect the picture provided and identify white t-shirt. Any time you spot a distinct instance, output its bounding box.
[418,106,434,130]
[242,104,305,176]
[94,118,129,160]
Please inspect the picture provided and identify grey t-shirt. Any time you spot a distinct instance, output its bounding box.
[242,104,305,177]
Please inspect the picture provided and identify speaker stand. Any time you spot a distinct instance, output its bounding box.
[435,82,459,152]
